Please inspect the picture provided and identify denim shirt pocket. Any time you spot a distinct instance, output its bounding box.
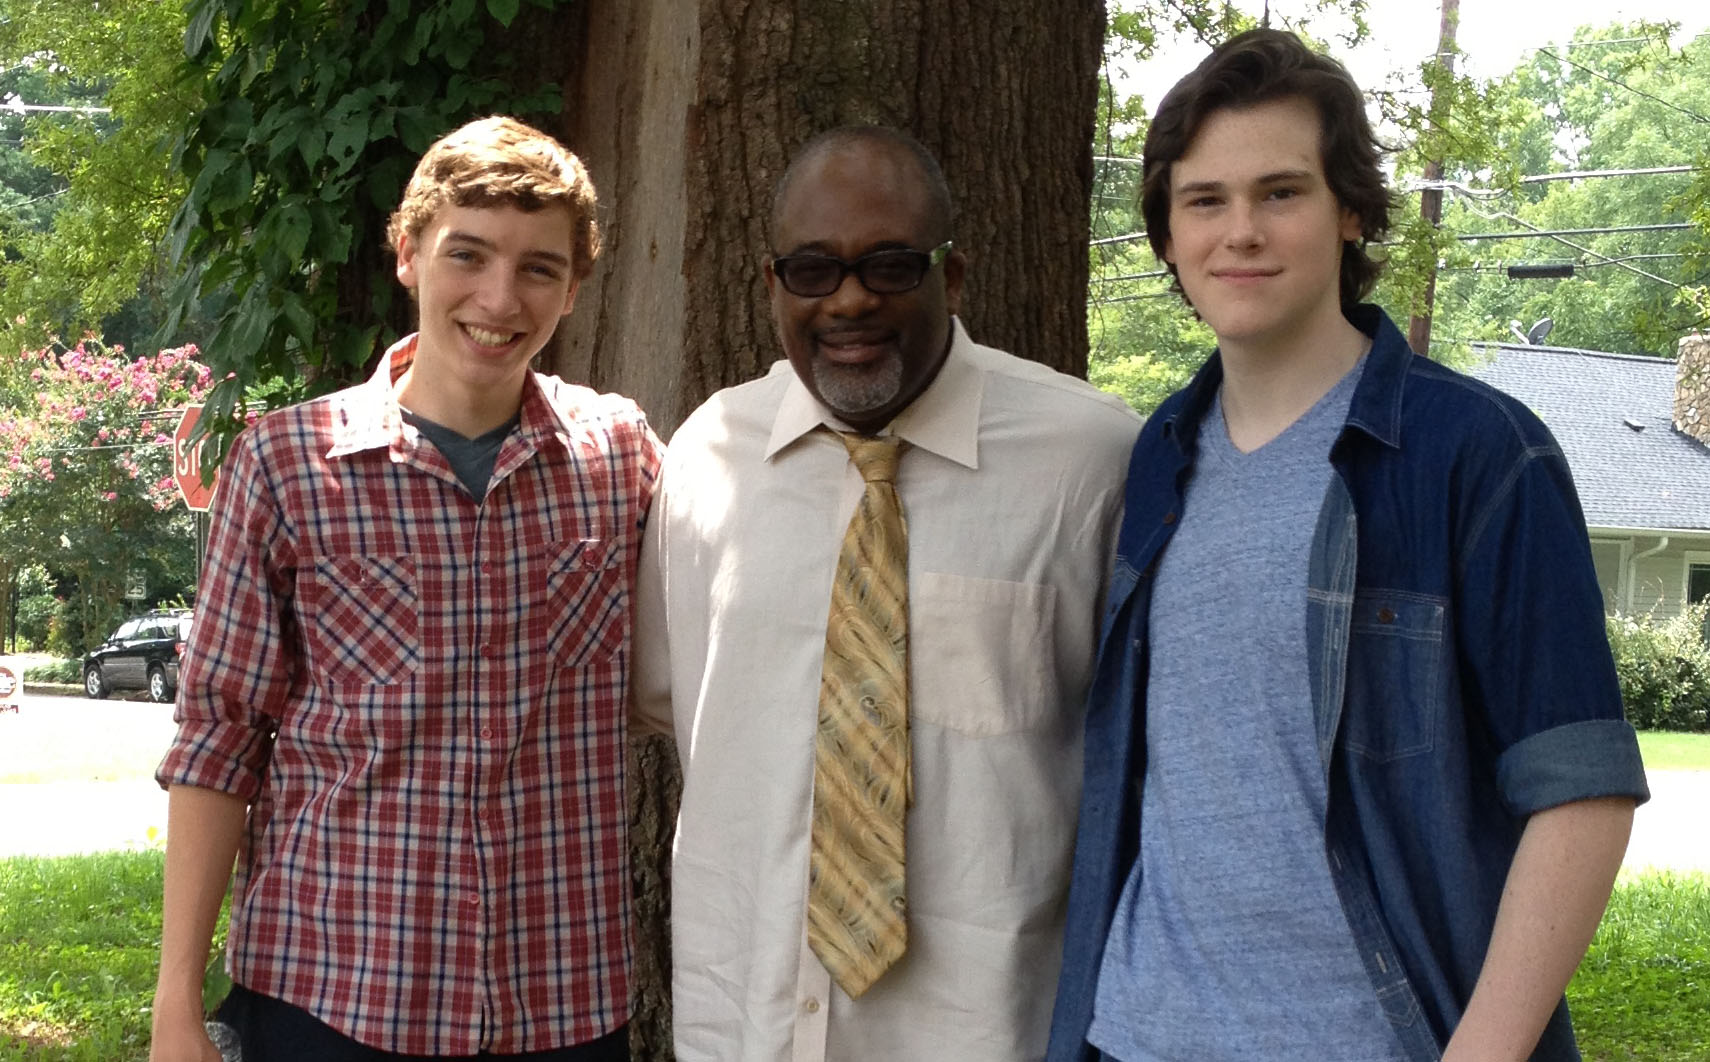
[1343,589,1447,762]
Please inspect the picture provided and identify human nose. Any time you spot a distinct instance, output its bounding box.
[475,266,524,315]
[1224,200,1264,250]
[819,265,882,317]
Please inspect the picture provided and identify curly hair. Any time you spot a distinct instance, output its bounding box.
[387,116,601,282]
[1141,28,1393,309]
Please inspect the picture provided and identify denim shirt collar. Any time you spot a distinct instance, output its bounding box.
[1161,304,1412,459]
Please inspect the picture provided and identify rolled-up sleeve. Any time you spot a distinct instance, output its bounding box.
[1456,437,1651,816]
[156,423,298,801]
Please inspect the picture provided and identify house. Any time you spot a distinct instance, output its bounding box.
[1466,332,1710,621]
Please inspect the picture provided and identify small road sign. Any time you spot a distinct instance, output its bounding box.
[174,404,218,512]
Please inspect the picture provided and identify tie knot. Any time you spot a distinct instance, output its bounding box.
[840,432,904,484]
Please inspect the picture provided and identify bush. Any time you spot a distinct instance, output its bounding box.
[23,658,82,684]
[14,564,58,649]
[1607,602,1710,732]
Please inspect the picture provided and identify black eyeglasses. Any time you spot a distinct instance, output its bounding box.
[770,241,953,298]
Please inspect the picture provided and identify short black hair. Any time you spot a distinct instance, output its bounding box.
[771,126,955,247]
[1142,28,1392,309]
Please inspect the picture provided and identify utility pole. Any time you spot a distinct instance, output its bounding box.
[1407,0,1461,358]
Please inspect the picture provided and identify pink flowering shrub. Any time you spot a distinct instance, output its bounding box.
[1,339,213,510]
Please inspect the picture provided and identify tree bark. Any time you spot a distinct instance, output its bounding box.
[547,2,1108,1056]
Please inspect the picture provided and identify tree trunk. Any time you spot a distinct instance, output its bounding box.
[544,2,1107,1056]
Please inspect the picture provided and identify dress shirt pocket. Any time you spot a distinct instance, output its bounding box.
[300,555,419,686]
[542,537,627,669]
[911,572,1058,735]
[1343,589,1446,762]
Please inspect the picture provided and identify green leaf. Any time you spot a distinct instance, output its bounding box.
[487,0,521,27]
[184,0,219,58]
[326,113,372,170]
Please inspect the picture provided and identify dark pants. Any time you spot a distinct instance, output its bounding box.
[216,983,630,1062]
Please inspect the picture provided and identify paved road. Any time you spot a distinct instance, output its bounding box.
[2,676,1707,869]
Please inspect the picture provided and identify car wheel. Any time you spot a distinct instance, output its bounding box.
[148,665,171,703]
[84,664,108,700]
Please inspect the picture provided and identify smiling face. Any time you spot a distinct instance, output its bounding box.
[1164,96,1362,361]
[766,141,965,433]
[395,202,579,433]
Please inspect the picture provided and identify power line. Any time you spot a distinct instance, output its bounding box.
[1537,47,1710,125]
[1456,223,1694,240]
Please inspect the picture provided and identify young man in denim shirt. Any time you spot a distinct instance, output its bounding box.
[1048,29,1648,1062]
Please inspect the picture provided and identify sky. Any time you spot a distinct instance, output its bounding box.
[1123,0,1710,109]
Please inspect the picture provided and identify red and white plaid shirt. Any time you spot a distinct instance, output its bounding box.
[158,335,661,1055]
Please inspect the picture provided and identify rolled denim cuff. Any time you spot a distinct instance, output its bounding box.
[1496,717,1650,818]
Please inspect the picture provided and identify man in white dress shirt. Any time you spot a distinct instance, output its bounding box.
[634,126,1140,1062]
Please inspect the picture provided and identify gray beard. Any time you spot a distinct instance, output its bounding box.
[812,350,903,421]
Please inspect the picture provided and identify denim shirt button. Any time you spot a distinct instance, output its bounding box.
[1162,511,1178,524]
[1377,607,1396,623]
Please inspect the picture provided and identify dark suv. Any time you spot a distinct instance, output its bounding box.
[83,609,193,702]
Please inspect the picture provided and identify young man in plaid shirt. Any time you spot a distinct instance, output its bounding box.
[149,117,661,1062]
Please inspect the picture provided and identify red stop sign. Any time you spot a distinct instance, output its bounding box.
[174,404,218,512]
[0,666,17,701]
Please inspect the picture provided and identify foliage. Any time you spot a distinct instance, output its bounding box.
[1427,25,1710,357]
[0,0,196,356]
[0,339,212,656]
[11,566,57,651]
[165,0,573,464]
[1568,871,1710,1061]
[21,659,80,685]
[1606,602,1710,732]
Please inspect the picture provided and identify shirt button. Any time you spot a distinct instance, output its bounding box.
[480,727,495,741]
[481,562,494,575]
[466,893,480,906]
[479,643,494,657]
[1162,511,1178,524]
[802,997,820,1014]
[1377,607,1396,624]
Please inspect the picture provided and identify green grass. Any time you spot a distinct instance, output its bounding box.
[1568,871,1710,1061]
[1637,731,1710,772]
[0,853,1702,1061]
[0,852,165,1061]
[0,852,228,1062]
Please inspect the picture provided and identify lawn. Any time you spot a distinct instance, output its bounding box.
[1570,871,1710,1061]
[0,851,1702,1061]
[1637,731,1710,772]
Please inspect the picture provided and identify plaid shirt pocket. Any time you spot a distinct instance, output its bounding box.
[543,538,626,669]
[300,555,421,685]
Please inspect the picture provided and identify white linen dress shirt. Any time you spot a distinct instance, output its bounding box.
[634,319,1141,1062]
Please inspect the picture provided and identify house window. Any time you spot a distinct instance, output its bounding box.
[1691,563,1710,606]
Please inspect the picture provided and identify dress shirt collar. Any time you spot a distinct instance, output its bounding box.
[325,333,563,460]
[764,316,983,469]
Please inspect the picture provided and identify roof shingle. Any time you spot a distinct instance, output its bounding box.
[1466,343,1710,531]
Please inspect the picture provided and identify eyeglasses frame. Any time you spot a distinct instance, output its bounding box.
[768,241,955,298]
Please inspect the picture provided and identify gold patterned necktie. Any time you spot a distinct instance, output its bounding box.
[807,430,911,999]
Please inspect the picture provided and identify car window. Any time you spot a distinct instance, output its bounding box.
[113,619,143,641]
[177,615,193,639]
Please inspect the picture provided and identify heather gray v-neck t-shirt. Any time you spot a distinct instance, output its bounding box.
[1088,358,1406,1061]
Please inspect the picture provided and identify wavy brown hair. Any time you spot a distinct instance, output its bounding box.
[387,116,601,282]
[1141,28,1392,310]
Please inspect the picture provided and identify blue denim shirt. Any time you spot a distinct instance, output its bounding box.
[1047,306,1650,1062]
